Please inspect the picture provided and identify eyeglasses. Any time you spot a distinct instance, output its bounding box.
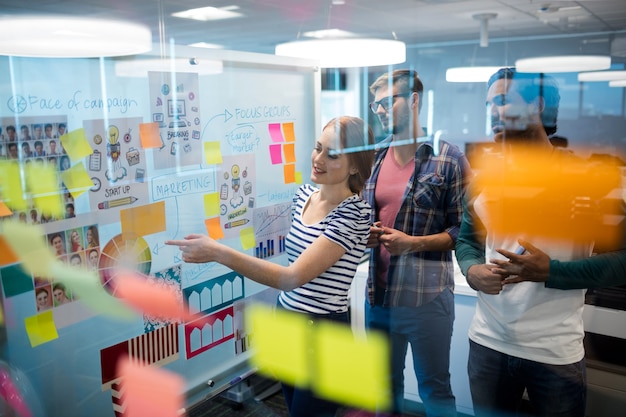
[369,94,408,113]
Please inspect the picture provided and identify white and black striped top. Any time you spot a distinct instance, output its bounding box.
[278,184,371,314]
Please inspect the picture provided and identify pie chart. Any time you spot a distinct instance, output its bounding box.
[98,234,152,295]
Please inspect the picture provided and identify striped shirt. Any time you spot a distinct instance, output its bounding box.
[278,184,371,314]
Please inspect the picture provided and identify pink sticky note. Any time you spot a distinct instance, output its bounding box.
[114,272,196,322]
[268,123,285,142]
[117,356,184,417]
[269,144,283,164]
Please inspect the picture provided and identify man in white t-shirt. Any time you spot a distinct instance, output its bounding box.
[456,68,589,417]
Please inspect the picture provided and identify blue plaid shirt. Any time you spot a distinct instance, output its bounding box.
[363,135,471,307]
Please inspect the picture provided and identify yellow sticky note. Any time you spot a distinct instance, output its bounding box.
[60,128,94,162]
[295,171,303,184]
[120,201,166,239]
[283,143,296,164]
[139,122,163,149]
[0,161,28,211]
[240,226,256,250]
[247,304,309,387]
[283,164,296,184]
[314,321,390,411]
[204,141,222,165]
[203,193,220,218]
[282,122,295,142]
[60,162,94,199]
[24,311,59,347]
[25,162,64,218]
[205,217,224,240]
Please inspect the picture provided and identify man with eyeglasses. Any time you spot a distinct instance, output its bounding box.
[363,69,470,416]
[455,67,611,417]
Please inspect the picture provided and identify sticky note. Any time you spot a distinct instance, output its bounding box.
[118,356,184,417]
[269,144,283,165]
[282,122,295,142]
[283,164,296,184]
[115,272,194,322]
[50,262,136,320]
[25,163,64,218]
[314,321,390,411]
[205,217,224,240]
[0,236,19,267]
[24,311,59,347]
[204,141,222,165]
[60,128,93,162]
[240,226,256,250]
[295,171,303,184]
[60,162,94,199]
[120,201,166,240]
[283,143,296,164]
[139,122,162,149]
[268,123,284,143]
[1,221,57,279]
[247,304,309,387]
[203,193,220,218]
[0,161,28,211]
[0,263,34,297]
[0,201,12,217]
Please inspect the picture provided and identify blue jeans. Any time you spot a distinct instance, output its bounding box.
[468,340,587,417]
[365,288,457,417]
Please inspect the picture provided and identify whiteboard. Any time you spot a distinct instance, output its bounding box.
[0,46,320,416]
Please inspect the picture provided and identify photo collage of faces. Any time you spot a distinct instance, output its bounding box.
[34,224,101,311]
[0,119,76,224]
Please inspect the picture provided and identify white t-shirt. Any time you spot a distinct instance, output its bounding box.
[468,192,592,365]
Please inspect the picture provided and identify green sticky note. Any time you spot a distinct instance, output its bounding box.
[247,304,310,387]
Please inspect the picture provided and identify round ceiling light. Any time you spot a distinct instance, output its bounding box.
[0,16,153,58]
[275,38,406,68]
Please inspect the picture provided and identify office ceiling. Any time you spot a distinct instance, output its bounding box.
[1,0,625,55]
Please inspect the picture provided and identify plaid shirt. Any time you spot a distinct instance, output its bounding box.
[363,135,471,307]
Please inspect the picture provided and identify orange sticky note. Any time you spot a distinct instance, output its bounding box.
[205,217,224,240]
[120,201,166,239]
[240,226,255,250]
[282,122,295,142]
[0,201,12,217]
[204,141,222,165]
[24,311,59,347]
[283,164,296,184]
[283,143,296,164]
[60,128,93,162]
[60,162,94,199]
[139,122,162,149]
[117,356,184,417]
[0,236,19,266]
